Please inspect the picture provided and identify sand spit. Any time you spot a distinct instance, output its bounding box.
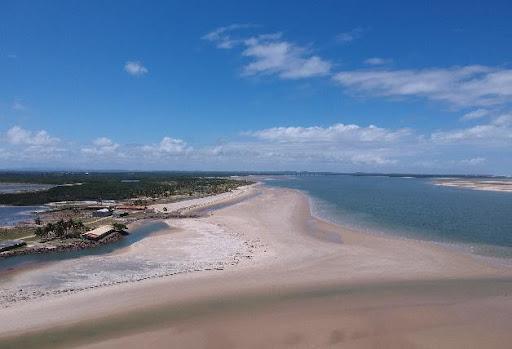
[150,183,257,214]
[434,178,512,192]
[0,185,511,348]
[0,184,261,306]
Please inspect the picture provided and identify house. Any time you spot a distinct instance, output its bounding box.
[92,208,112,217]
[81,225,115,240]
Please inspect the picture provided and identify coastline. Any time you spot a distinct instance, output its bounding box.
[0,184,260,306]
[0,183,256,260]
[0,184,511,348]
[302,188,512,266]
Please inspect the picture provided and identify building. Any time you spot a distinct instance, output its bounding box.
[81,225,116,240]
[92,208,112,217]
[113,210,128,218]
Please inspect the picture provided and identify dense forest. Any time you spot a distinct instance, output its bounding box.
[0,172,252,205]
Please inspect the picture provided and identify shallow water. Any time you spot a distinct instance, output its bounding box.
[0,221,169,274]
[0,205,48,226]
[267,175,512,256]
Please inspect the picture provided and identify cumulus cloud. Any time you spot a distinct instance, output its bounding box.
[1,119,510,172]
[233,123,418,167]
[203,26,331,79]
[142,137,191,155]
[124,61,148,76]
[6,126,59,146]
[82,137,120,156]
[431,114,512,144]
[333,66,512,108]
[242,35,331,79]
[247,124,411,143]
[1,126,65,163]
[205,141,399,167]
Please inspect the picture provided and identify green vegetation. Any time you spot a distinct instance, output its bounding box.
[35,219,87,240]
[0,171,252,205]
[111,222,128,232]
[0,227,37,241]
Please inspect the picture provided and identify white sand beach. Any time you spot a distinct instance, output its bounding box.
[0,184,511,348]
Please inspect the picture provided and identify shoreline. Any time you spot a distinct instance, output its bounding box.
[302,189,512,267]
[0,184,261,307]
[0,183,256,260]
[0,184,511,348]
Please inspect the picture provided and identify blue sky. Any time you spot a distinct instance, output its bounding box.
[1,0,512,174]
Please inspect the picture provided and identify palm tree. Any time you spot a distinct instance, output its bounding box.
[35,227,45,237]
[44,222,55,236]
[54,219,66,238]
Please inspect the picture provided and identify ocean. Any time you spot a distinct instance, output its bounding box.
[267,175,512,257]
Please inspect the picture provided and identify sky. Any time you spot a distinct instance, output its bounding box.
[1,0,512,174]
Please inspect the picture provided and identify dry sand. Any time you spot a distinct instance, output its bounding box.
[0,184,511,348]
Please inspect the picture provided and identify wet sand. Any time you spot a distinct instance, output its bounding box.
[0,185,511,348]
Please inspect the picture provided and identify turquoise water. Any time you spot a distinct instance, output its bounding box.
[267,175,512,255]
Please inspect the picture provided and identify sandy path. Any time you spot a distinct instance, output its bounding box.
[0,185,511,348]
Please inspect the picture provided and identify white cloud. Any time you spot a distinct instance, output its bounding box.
[460,108,490,121]
[229,123,420,167]
[460,157,486,166]
[1,126,64,162]
[6,126,59,146]
[142,137,191,155]
[204,26,331,79]
[124,61,148,76]
[431,114,512,144]
[247,123,411,143]
[336,27,365,43]
[364,57,392,65]
[333,66,512,108]
[201,24,255,49]
[493,113,512,126]
[242,36,331,79]
[81,137,120,156]
[1,119,510,172]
